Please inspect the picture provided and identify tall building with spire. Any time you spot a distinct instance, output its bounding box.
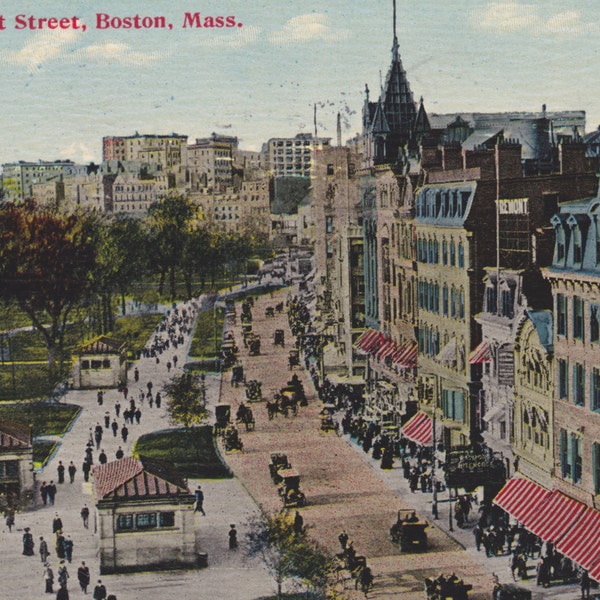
[362,0,420,168]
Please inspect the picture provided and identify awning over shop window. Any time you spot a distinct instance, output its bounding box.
[437,338,456,365]
[482,403,506,423]
[401,411,432,445]
[393,341,418,368]
[493,477,551,527]
[556,507,600,573]
[376,338,397,360]
[526,490,586,543]
[354,329,380,352]
[468,341,491,364]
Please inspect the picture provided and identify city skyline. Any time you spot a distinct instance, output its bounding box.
[1,0,600,167]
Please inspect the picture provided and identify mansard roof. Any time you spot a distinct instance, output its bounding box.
[526,310,553,353]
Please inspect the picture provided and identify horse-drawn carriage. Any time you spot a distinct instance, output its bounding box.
[224,425,243,452]
[275,302,284,314]
[214,404,231,435]
[273,329,285,347]
[425,574,472,600]
[320,404,338,432]
[248,335,261,356]
[269,452,290,484]
[235,403,255,431]
[288,349,300,370]
[265,306,275,318]
[277,468,306,507]
[245,380,263,402]
[231,364,244,387]
[390,509,428,552]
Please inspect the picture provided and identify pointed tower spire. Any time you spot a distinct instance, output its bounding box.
[337,112,342,147]
[392,0,399,59]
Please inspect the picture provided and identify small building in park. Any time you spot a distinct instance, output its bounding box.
[73,336,127,389]
[93,456,197,574]
[0,419,35,508]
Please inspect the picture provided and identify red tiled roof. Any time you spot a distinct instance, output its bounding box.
[77,336,126,355]
[93,456,190,500]
[0,419,31,449]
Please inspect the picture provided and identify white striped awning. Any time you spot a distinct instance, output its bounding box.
[401,412,432,446]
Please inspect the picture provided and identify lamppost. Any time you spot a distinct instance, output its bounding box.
[432,409,439,519]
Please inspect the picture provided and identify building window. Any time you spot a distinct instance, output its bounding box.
[81,360,90,370]
[116,514,134,531]
[573,363,585,406]
[442,286,449,317]
[592,368,600,412]
[450,242,456,266]
[573,296,584,340]
[442,241,448,265]
[591,304,600,343]
[594,443,600,495]
[486,286,497,314]
[135,513,157,529]
[325,216,333,234]
[326,164,334,176]
[557,294,566,337]
[159,512,176,527]
[441,389,465,422]
[458,242,465,268]
[558,358,569,400]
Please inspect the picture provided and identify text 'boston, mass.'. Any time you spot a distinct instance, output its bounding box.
[0,13,243,31]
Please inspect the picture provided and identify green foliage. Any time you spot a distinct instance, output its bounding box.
[133,426,231,478]
[163,372,207,429]
[188,308,224,358]
[0,402,80,436]
[0,365,57,401]
[245,512,335,600]
[111,313,163,357]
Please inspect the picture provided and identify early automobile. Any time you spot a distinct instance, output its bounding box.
[214,404,231,435]
[288,349,300,369]
[277,468,306,507]
[390,509,428,552]
[268,452,290,483]
[273,329,285,346]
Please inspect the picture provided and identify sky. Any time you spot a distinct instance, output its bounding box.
[1,0,599,166]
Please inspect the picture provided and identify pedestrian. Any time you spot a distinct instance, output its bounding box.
[228,524,238,549]
[77,562,90,593]
[194,486,205,515]
[82,460,91,482]
[581,570,591,599]
[57,461,65,484]
[134,408,141,424]
[23,527,35,555]
[56,532,65,559]
[57,561,69,587]
[115,446,124,460]
[166,361,172,373]
[39,536,50,562]
[293,511,304,536]
[85,446,94,464]
[111,419,119,437]
[68,462,76,484]
[40,481,48,505]
[80,505,89,529]
[134,367,139,382]
[63,535,73,563]
[155,393,161,408]
[173,355,178,367]
[47,481,57,505]
[43,562,55,594]
[104,412,110,428]
[94,423,103,449]
[98,449,107,465]
[147,381,153,393]
[114,401,121,418]
[121,425,129,444]
[473,523,483,552]
[97,390,103,405]
[5,509,15,532]
[53,512,63,534]
[93,579,107,600]
[57,582,70,600]
[338,530,349,550]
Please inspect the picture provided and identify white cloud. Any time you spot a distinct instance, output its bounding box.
[78,41,164,66]
[59,142,96,163]
[0,30,165,72]
[474,2,596,37]
[192,25,262,48]
[269,14,350,45]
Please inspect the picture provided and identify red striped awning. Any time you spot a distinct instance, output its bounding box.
[526,490,586,543]
[556,507,600,572]
[355,329,378,352]
[376,338,396,360]
[401,412,432,445]
[493,477,551,527]
[468,341,491,364]
[392,341,418,367]
[363,331,385,353]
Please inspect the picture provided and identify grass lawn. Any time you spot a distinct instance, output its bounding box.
[111,313,163,358]
[0,402,81,436]
[0,365,57,401]
[134,426,231,478]
[33,441,58,470]
[189,309,225,359]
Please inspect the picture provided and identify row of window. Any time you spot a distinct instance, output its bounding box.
[557,360,600,411]
[116,511,175,531]
[485,286,515,319]
[416,189,472,220]
[416,237,465,268]
[556,295,600,342]
[81,359,111,370]
[417,281,465,320]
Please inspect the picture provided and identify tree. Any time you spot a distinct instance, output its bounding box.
[163,373,207,430]
[244,511,334,599]
[0,203,98,372]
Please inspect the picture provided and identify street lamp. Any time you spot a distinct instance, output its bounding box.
[432,409,439,519]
